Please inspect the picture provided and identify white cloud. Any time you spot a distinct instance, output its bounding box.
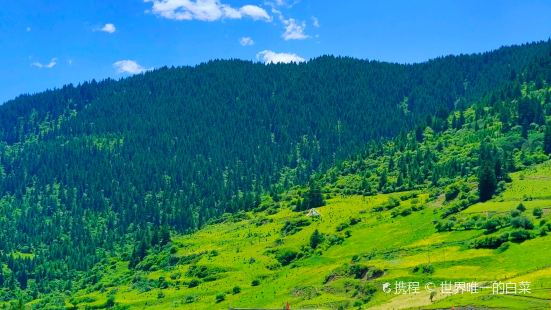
[144,0,271,22]
[282,18,308,40]
[256,50,305,64]
[239,36,254,46]
[266,0,300,8]
[101,23,117,33]
[311,16,320,28]
[113,60,148,74]
[32,58,57,69]
[272,8,308,40]
[239,5,270,20]
[26,26,32,32]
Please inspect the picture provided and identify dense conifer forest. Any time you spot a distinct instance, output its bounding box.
[0,40,550,306]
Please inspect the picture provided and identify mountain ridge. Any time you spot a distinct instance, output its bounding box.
[0,39,550,308]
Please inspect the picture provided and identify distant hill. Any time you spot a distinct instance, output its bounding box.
[0,39,550,305]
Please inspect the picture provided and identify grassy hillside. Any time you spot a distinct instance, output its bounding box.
[39,160,551,310]
[5,43,551,298]
[10,78,550,310]
[1,43,550,309]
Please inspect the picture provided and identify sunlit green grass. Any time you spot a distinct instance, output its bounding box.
[63,161,551,309]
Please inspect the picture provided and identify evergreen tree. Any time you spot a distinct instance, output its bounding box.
[151,228,160,248]
[544,122,551,155]
[299,180,325,211]
[360,177,371,195]
[159,226,171,246]
[479,161,497,202]
[478,140,498,201]
[309,229,323,249]
[451,114,457,129]
[458,110,465,128]
[379,170,388,191]
[129,239,149,268]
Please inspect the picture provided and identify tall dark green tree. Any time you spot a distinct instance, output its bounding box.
[379,169,388,191]
[309,229,323,249]
[159,226,171,247]
[129,239,148,269]
[299,180,325,211]
[544,122,551,155]
[478,139,498,201]
[518,97,545,138]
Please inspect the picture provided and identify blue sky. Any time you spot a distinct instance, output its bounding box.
[1,0,551,104]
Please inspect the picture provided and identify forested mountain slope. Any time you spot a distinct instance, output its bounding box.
[17,59,551,309]
[0,40,550,303]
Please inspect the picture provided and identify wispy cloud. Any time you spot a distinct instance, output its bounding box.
[113,60,148,74]
[32,58,57,69]
[26,26,32,32]
[265,0,300,8]
[311,16,320,28]
[282,18,308,40]
[101,23,117,33]
[272,8,308,40]
[240,5,271,20]
[239,36,254,46]
[144,0,271,22]
[256,50,305,64]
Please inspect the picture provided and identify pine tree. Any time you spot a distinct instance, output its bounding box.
[151,228,160,247]
[479,162,497,202]
[129,247,140,269]
[458,110,465,128]
[451,114,457,129]
[129,238,149,268]
[396,173,404,188]
[360,177,371,195]
[379,170,388,191]
[478,140,498,202]
[299,180,325,211]
[138,238,148,258]
[544,122,551,155]
[159,226,171,246]
[309,229,323,249]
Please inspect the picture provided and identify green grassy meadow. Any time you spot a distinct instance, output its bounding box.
[52,160,551,309]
